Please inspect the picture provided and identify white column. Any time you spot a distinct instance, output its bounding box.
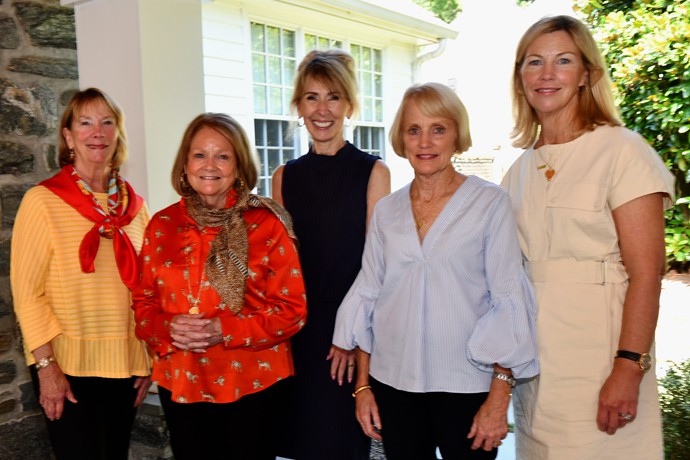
[61,0,206,213]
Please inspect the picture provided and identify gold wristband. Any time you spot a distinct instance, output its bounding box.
[352,385,372,398]
[35,356,56,370]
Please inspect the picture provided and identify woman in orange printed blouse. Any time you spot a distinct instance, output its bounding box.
[131,113,307,460]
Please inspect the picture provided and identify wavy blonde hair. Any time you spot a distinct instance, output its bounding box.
[511,15,621,149]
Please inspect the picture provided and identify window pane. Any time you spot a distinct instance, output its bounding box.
[375,100,383,122]
[318,37,329,49]
[251,23,264,52]
[252,55,266,83]
[269,87,283,115]
[268,150,282,172]
[253,85,267,113]
[375,74,382,97]
[267,122,280,147]
[283,30,296,57]
[254,119,265,145]
[268,56,281,85]
[362,47,371,70]
[374,49,382,72]
[364,98,373,122]
[333,40,343,49]
[372,127,382,150]
[284,60,295,87]
[267,26,280,55]
[350,45,360,63]
[305,34,316,50]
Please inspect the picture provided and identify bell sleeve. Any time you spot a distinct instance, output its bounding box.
[466,192,539,379]
[332,206,385,354]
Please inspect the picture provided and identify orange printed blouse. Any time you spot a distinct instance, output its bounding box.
[132,195,307,403]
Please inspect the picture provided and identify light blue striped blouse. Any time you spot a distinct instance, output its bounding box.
[333,175,539,393]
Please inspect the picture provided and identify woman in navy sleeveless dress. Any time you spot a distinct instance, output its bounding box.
[272,50,390,460]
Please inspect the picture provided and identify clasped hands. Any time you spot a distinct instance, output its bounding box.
[170,313,222,352]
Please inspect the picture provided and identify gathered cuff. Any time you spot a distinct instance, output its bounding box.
[332,288,376,353]
[466,275,539,379]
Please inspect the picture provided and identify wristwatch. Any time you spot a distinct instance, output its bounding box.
[492,371,517,388]
[615,350,652,373]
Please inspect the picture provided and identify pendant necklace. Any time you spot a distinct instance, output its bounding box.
[182,224,209,315]
[536,148,557,181]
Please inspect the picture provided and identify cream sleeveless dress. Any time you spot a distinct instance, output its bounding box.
[501,125,674,460]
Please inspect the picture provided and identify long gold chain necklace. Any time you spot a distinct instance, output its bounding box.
[181,224,209,315]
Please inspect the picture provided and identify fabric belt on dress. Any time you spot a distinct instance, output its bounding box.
[524,260,627,285]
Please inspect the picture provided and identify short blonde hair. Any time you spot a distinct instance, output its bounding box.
[171,113,259,196]
[511,15,621,148]
[291,49,359,117]
[58,87,128,168]
[389,82,472,158]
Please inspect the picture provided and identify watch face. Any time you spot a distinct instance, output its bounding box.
[640,353,652,371]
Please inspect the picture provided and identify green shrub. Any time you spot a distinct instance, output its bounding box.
[658,359,690,459]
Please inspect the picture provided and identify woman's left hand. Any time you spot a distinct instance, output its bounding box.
[596,362,643,434]
[133,376,152,407]
[170,313,222,352]
[468,381,511,451]
[327,344,356,385]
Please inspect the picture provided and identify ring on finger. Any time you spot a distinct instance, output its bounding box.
[493,440,502,448]
[618,412,633,421]
[347,363,355,367]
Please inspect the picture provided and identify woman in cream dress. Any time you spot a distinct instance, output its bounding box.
[501,15,674,460]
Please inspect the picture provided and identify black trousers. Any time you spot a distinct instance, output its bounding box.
[31,367,139,460]
[371,377,498,460]
[158,378,288,460]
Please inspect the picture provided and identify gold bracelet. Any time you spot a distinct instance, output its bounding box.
[35,356,56,370]
[352,385,372,398]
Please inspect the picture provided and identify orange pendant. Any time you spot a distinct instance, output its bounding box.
[188,306,199,314]
[545,168,556,181]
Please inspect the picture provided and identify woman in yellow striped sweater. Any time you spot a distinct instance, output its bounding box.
[10,88,151,460]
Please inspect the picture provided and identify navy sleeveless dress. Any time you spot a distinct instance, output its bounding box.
[280,141,378,460]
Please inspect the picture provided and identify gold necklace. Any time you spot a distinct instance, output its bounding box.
[536,149,556,181]
[182,224,209,315]
[414,217,425,231]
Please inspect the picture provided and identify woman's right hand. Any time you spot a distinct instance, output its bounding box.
[355,388,382,441]
[170,313,222,352]
[38,364,77,421]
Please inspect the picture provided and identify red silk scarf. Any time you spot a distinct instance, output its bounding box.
[40,165,144,290]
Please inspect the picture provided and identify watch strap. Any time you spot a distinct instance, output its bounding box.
[492,371,517,388]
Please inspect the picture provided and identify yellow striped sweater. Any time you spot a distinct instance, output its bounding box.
[11,185,151,377]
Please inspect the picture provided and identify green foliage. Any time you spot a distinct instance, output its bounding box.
[577,0,690,271]
[413,0,461,23]
[658,359,690,459]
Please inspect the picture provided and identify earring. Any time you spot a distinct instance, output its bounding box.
[69,149,75,160]
[344,117,351,127]
[297,116,305,127]
[235,177,245,190]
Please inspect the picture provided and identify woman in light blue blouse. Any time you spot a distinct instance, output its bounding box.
[332,82,539,460]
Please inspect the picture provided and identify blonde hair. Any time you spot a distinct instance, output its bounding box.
[389,82,472,158]
[171,113,259,196]
[58,88,128,168]
[291,49,359,117]
[510,15,621,149]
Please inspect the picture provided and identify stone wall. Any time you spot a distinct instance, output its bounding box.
[0,1,170,458]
